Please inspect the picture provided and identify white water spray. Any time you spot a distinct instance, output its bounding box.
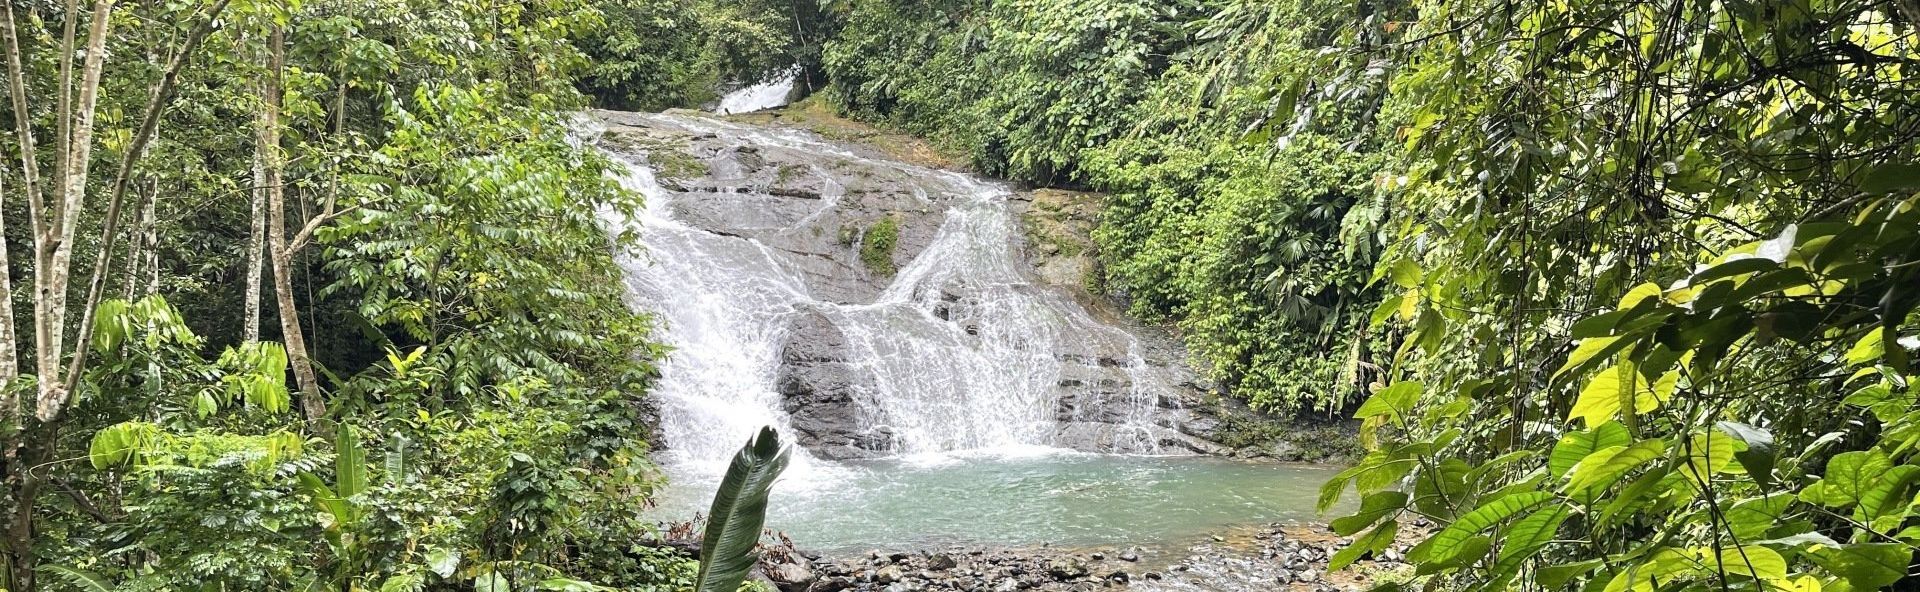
[715,67,800,115]
[599,112,1174,480]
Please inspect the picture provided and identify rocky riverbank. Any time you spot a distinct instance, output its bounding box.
[734,521,1419,592]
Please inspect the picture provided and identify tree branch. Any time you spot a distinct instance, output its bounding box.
[62,0,235,399]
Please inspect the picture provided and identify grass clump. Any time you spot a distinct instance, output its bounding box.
[859,215,900,275]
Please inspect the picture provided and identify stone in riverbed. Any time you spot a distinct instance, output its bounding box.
[1118,548,1140,562]
[876,565,906,583]
[1045,557,1089,579]
[769,561,816,589]
[926,553,958,570]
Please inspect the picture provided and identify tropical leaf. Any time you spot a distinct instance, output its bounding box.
[1418,491,1552,564]
[1565,439,1666,499]
[1331,491,1407,536]
[1330,520,1398,570]
[1808,543,1910,589]
[695,426,792,592]
[1801,449,1893,507]
[1549,421,1630,477]
[41,565,117,592]
[1489,504,1571,581]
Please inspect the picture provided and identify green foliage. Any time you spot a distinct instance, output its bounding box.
[820,0,1400,412]
[1091,133,1387,411]
[576,0,799,110]
[1318,0,1920,588]
[859,215,901,276]
[2,0,697,589]
[696,427,792,592]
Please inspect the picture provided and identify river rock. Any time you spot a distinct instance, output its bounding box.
[769,561,816,589]
[925,553,958,570]
[1044,557,1089,579]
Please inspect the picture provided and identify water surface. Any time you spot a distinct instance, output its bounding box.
[651,452,1342,553]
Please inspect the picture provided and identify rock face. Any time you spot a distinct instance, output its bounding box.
[595,108,1245,458]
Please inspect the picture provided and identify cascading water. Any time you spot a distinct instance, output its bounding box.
[596,111,1173,476]
[714,67,800,115]
[585,110,1347,555]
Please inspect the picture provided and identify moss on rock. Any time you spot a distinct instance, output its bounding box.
[859,215,900,276]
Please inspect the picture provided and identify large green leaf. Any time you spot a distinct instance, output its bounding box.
[1549,422,1630,477]
[1421,491,1552,564]
[1802,449,1893,507]
[1565,439,1666,499]
[1808,543,1910,589]
[1354,381,1423,424]
[695,426,792,592]
[1331,491,1407,536]
[337,423,369,502]
[41,565,116,592]
[1723,493,1795,541]
[1855,464,1920,524]
[1330,520,1398,570]
[1680,429,1742,491]
[1412,457,1470,518]
[1568,363,1674,427]
[1490,504,1572,580]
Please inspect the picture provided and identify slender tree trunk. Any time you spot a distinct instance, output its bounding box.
[127,180,161,299]
[0,3,44,589]
[143,181,160,296]
[60,0,231,397]
[258,24,324,421]
[0,168,17,419]
[246,97,266,342]
[36,0,114,421]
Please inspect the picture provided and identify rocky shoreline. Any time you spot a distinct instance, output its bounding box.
[732,522,1420,592]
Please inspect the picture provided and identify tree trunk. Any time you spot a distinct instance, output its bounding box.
[258,24,324,421]
[0,168,17,419]
[246,93,266,342]
[36,0,114,422]
[136,180,161,297]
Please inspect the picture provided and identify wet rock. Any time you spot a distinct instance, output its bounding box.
[926,553,958,570]
[875,565,906,584]
[769,561,816,589]
[1118,548,1139,562]
[1045,557,1089,579]
[806,577,850,592]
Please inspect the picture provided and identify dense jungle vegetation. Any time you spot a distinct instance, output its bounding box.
[0,0,811,590]
[4,0,1919,590]
[815,0,1920,590]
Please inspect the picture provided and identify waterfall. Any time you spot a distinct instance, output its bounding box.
[598,112,1175,477]
[715,67,800,115]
